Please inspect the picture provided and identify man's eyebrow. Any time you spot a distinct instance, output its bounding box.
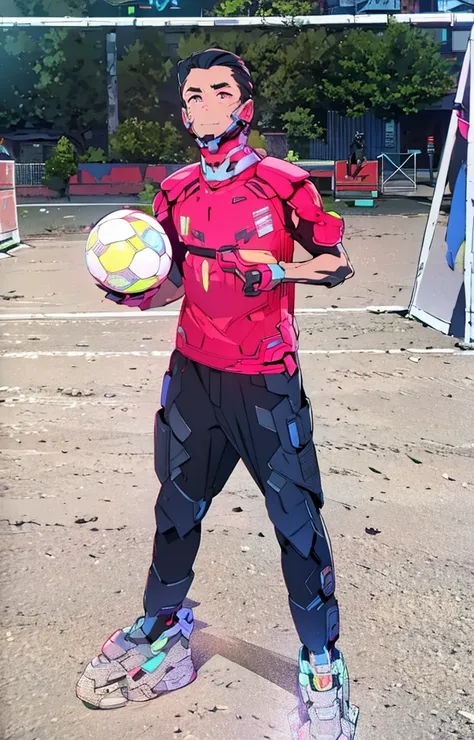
[185,87,202,94]
[211,82,231,90]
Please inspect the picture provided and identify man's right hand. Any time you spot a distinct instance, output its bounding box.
[96,283,160,311]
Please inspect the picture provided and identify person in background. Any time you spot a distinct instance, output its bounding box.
[0,138,11,159]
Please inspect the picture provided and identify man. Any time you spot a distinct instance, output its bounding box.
[76,49,358,740]
[345,131,366,180]
[0,137,11,159]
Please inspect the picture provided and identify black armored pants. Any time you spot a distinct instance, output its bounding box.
[143,350,340,656]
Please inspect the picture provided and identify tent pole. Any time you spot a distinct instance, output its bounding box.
[464,26,474,347]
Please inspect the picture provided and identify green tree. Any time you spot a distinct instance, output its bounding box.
[0,26,106,148]
[118,31,174,122]
[110,118,185,163]
[280,107,323,140]
[43,135,77,197]
[33,29,107,141]
[209,1,453,125]
[212,0,318,18]
[12,0,102,15]
[2,2,108,145]
[320,24,453,119]
[318,29,383,118]
[375,23,453,118]
[0,29,39,128]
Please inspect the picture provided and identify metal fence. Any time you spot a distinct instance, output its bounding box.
[15,162,45,186]
[377,152,418,194]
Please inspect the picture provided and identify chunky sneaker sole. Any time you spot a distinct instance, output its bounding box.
[288,647,359,740]
[76,607,196,709]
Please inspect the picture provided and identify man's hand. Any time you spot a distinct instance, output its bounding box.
[216,248,285,297]
[240,263,285,296]
[96,283,160,311]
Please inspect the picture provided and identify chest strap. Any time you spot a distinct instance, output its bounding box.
[187,245,235,260]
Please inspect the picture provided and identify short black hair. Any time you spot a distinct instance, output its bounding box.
[178,48,253,106]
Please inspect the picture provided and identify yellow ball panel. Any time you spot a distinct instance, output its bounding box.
[87,228,98,250]
[130,220,149,236]
[128,235,147,251]
[127,276,160,294]
[99,241,136,272]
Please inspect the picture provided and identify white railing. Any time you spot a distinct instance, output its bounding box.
[377,152,418,194]
[15,162,45,186]
[1,13,473,28]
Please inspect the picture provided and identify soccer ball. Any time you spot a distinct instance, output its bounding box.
[85,209,172,294]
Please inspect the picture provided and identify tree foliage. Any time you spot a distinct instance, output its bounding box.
[0,26,106,146]
[176,27,331,138]
[0,25,172,146]
[109,118,185,163]
[212,0,318,18]
[11,0,102,15]
[78,146,108,163]
[117,32,174,122]
[321,23,453,119]
[178,20,453,141]
[1,0,454,158]
[43,135,77,194]
[280,107,323,140]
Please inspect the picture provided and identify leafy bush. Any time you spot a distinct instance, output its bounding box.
[135,204,154,216]
[138,183,159,204]
[110,118,185,164]
[78,146,107,163]
[284,150,300,162]
[43,136,77,195]
[248,129,267,150]
[184,146,200,164]
[281,108,323,141]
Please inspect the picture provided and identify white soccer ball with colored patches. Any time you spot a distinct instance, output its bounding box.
[85,209,172,294]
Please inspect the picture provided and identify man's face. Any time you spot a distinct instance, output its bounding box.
[181,66,243,140]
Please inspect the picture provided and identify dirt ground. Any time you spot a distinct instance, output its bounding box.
[0,213,473,740]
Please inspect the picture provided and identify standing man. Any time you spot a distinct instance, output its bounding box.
[76,49,358,740]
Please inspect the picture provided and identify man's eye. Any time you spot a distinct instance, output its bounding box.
[189,95,202,104]
[218,92,231,99]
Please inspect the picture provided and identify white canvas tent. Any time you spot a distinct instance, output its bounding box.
[409,24,474,348]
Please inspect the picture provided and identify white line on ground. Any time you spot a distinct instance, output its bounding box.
[0,306,407,321]
[17,203,140,208]
[0,243,33,259]
[1,348,470,359]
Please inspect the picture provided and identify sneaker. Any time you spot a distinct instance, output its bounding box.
[76,607,196,709]
[288,646,359,739]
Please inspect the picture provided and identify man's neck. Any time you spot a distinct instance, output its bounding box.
[199,132,260,184]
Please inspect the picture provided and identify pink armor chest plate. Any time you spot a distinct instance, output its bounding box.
[171,168,298,374]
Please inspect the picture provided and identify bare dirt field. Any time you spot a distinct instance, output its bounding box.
[1,213,473,740]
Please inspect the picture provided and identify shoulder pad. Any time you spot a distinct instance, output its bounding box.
[161,163,200,203]
[256,157,309,200]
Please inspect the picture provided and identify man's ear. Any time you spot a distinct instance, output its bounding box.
[181,107,191,127]
[239,99,254,123]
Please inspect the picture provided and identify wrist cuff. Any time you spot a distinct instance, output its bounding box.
[270,263,285,281]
